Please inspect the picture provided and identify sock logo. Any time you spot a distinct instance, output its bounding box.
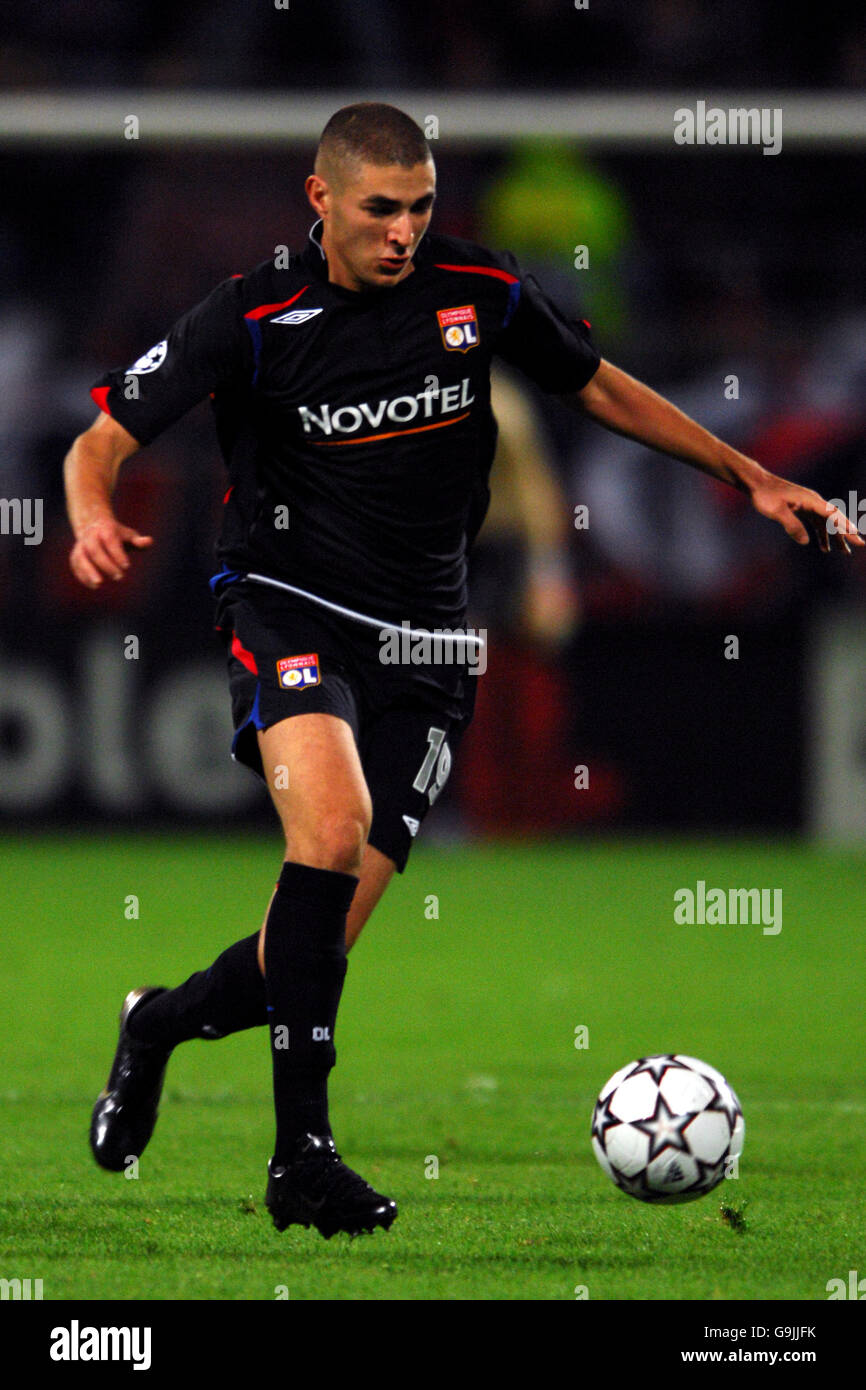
[312,1026,331,1041]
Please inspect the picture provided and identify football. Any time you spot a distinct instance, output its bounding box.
[591,1054,745,1204]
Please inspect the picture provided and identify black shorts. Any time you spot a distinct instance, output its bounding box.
[214,580,478,871]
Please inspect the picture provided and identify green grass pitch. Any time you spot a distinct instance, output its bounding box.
[1,832,864,1301]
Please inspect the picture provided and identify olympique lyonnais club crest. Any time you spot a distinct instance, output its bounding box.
[277,653,321,690]
[437,304,480,352]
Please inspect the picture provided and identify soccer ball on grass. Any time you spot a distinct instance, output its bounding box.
[591,1054,745,1204]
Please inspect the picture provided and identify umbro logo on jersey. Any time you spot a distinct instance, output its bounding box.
[270,308,323,325]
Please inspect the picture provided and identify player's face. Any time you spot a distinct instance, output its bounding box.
[310,160,436,292]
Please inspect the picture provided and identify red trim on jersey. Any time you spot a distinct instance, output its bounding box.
[90,385,112,416]
[223,485,234,505]
[582,318,591,328]
[314,412,470,447]
[244,286,310,321]
[434,263,519,285]
[231,631,258,674]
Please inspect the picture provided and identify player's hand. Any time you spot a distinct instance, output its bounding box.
[748,474,864,553]
[70,517,154,588]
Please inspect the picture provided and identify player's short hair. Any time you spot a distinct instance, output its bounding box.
[316,104,432,186]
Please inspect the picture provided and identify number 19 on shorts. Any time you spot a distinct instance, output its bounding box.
[413,727,452,805]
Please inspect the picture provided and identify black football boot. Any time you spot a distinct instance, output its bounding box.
[265,1133,398,1239]
[89,987,171,1171]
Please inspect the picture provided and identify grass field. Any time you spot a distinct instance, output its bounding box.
[1,832,864,1302]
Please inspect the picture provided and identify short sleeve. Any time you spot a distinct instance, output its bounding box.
[494,261,601,394]
[90,275,252,446]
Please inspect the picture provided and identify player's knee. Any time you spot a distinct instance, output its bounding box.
[314,811,369,875]
[290,804,371,876]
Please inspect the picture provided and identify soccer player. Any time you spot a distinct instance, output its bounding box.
[64,103,862,1240]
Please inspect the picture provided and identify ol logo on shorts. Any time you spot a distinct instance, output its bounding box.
[437,305,479,352]
[277,653,321,690]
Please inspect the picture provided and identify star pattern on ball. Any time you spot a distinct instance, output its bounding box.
[591,1091,621,1143]
[696,1154,728,1192]
[630,1055,687,1085]
[609,1166,652,1200]
[706,1083,741,1134]
[632,1089,696,1161]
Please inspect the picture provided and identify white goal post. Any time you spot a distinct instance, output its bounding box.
[0,90,863,146]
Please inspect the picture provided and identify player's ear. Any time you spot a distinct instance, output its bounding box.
[305,173,329,217]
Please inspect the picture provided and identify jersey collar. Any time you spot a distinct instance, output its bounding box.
[299,220,329,280]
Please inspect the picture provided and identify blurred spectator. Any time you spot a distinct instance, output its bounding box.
[571,315,866,617]
[459,366,625,833]
[479,140,634,348]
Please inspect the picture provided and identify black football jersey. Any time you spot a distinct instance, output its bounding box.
[92,221,600,628]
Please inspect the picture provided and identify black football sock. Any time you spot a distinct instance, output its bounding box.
[126,932,267,1047]
[264,860,357,1163]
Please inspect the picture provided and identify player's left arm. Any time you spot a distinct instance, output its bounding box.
[563,358,863,553]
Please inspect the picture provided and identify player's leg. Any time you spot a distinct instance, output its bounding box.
[256,711,397,1237]
[346,843,395,949]
[89,588,402,1220]
[117,839,394,1061]
[256,840,395,971]
[260,674,473,1236]
[256,710,370,1151]
[122,722,392,1044]
[89,838,395,1175]
[89,588,389,1178]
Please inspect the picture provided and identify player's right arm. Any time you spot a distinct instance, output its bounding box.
[65,412,153,588]
[65,271,254,588]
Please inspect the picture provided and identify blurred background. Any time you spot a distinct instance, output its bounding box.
[2,0,866,842]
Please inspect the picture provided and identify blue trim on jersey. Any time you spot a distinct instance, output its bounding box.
[209,568,245,594]
[244,318,263,385]
[502,280,521,329]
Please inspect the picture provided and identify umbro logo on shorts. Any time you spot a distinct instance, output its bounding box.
[270,308,324,325]
[402,815,420,837]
